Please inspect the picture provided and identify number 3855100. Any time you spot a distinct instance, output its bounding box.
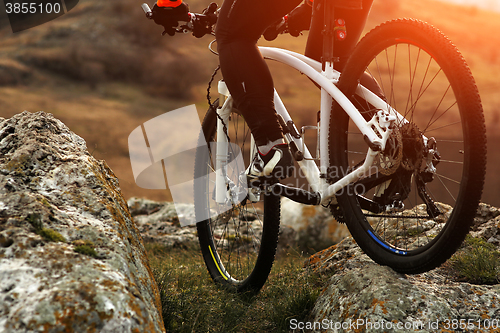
[5,2,61,14]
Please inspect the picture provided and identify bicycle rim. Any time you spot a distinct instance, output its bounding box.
[330,19,486,272]
[195,100,280,293]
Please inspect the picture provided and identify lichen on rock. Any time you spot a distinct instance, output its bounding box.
[0,111,165,332]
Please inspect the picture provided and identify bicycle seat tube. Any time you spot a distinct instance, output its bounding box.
[304,0,374,71]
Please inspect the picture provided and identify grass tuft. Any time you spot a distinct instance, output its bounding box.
[449,236,500,285]
[145,243,322,332]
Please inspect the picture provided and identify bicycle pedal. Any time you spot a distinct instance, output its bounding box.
[247,186,261,203]
[243,175,278,202]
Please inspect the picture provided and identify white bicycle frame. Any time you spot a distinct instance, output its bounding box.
[215,46,400,206]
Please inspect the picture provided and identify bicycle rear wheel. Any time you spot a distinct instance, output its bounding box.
[330,19,486,273]
[195,100,281,294]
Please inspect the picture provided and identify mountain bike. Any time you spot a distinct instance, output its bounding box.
[142,2,486,294]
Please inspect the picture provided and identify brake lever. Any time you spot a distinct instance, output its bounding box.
[202,2,218,22]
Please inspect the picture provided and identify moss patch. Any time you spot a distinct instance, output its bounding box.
[38,228,66,243]
[26,213,43,232]
[73,240,98,258]
[449,236,500,285]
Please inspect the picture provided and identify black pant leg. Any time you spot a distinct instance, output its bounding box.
[217,39,282,145]
[215,0,302,146]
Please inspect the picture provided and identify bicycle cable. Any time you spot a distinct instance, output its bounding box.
[206,64,230,142]
[209,39,218,56]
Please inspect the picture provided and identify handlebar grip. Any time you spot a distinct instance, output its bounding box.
[141,3,153,18]
[206,2,217,13]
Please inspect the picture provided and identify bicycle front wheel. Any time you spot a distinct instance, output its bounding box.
[330,19,486,273]
[195,99,281,294]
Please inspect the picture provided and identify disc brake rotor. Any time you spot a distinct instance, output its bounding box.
[400,123,425,171]
[375,126,403,176]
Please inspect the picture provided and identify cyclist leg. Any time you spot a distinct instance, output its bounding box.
[216,0,301,178]
[217,39,280,147]
[216,0,302,148]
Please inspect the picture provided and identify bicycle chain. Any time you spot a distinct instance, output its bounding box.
[206,64,219,109]
[206,65,230,142]
[330,203,346,224]
[416,175,441,218]
[325,166,347,224]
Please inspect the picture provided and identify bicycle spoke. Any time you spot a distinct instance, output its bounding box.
[422,84,453,132]
[406,69,443,122]
[437,159,463,165]
[434,172,460,185]
[425,121,461,133]
[431,174,457,203]
[406,56,433,123]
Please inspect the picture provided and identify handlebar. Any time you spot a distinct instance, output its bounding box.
[141,2,293,40]
[141,3,153,18]
[141,2,218,37]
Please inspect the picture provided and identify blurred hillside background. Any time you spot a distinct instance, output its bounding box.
[0,0,498,206]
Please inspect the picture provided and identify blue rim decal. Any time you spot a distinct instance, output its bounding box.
[367,230,408,255]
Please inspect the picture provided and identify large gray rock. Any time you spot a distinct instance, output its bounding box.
[281,198,350,253]
[127,197,349,255]
[470,203,500,246]
[0,112,164,332]
[305,203,500,333]
[128,197,199,249]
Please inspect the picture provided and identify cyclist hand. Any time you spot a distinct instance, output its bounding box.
[287,3,312,37]
[263,2,312,41]
[152,1,190,36]
[192,2,218,38]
